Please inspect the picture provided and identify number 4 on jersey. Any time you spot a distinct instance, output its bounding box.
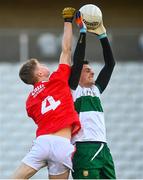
[41,96,61,114]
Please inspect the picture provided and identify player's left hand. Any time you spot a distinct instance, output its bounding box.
[62,7,76,22]
[88,21,107,39]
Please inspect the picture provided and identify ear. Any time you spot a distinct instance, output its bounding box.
[37,71,43,78]
[35,70,43,79]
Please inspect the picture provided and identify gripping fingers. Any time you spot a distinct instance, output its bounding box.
[75,11,83,27]
[76,11,87,33]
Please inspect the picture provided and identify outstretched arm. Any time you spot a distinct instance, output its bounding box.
[88,22,115,93]
[59,8,75,66]
[95,37,115,93]
[69,11,87,90]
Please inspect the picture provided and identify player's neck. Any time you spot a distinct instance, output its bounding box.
[38,76,49,83]
[79,82,94,88]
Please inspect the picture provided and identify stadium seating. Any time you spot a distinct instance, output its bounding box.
[0,62,143,179]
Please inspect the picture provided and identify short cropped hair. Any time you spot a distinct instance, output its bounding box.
[83,60,89,65]
[19,58,39,85]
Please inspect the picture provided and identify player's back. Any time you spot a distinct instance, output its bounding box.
[26,64,81,137]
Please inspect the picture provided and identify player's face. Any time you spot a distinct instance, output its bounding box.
[35,63,50,81]
[79,64,95,87]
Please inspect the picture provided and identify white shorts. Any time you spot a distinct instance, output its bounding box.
[22,135,75,175]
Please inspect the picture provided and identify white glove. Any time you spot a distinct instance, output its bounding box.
[88,21,107,39]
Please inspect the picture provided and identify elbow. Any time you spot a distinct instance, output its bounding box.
[106,58,115,68]
[110,57,116,68]
[62,48,72,58]
[106,59,115,71]
[110,61,115,71]
[63,49,72,57]
[63,46,72,54]
[112,60,116,68]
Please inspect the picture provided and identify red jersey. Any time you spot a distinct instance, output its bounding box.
[26,64,81,137]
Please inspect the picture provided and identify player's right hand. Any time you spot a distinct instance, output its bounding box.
[88,21,107,39]
[62,7,76,22]
[75,11,87,33]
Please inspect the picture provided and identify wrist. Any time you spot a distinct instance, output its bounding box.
[64,18,73,23]
[97,33,107,39]
[80,28,87,33]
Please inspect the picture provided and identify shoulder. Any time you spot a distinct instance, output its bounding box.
[71,85,83,101]
[94,82,103,94]
[71,85,83,93]
[91,85,101,98]
[50,64,71,81]
[58,63,71,71]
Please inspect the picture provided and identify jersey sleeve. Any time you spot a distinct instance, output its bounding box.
[95,37,115,93]
[69,33,86,90]
[50,64,71,82]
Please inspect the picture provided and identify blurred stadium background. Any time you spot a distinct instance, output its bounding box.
[0,0,143,179]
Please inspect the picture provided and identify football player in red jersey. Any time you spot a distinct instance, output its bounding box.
[11,8,81,179]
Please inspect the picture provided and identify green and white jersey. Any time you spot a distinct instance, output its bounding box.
[71,84,106,144]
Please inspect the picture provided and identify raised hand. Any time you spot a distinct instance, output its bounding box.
[75,11,87,33]
[62,7,76,23]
